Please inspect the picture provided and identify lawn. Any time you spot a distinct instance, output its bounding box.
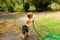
[33,14,60,40]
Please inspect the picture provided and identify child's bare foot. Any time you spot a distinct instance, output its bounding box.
[28,33,30,36]
[22,35,25,39]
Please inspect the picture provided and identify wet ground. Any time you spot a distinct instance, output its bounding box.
[0,12,39,40]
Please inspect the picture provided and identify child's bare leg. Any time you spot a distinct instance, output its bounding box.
[22,34,25,38]
[22,35,25,38]
[28,32,30,36]
[25,32,28,37]
[22,32,28,38]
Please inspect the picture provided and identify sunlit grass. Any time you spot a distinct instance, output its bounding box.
[32,15,60,40]
[34,15,60,36]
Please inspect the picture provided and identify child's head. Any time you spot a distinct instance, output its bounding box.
[27,12,33,19]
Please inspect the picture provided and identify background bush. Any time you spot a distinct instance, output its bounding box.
[23,2,30,11]
[0,6,4,12]
[0,0,60,12]
[8,3,15,12]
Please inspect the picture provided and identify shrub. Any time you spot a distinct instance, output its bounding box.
[0,6,4,12]
[23,2,30,12]
[15,5,23,12]
[31,0,52,11]
[35,2,43,11]
[8,4,15,12]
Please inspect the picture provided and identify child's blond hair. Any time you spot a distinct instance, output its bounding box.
[27,12,33,19]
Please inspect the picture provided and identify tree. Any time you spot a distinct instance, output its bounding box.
[54,0,60,4]
[0,0,22,12]
[23,2,30,11]
[30,0,53,11]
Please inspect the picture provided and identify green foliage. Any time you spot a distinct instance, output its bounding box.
[15,5,23,12]
[29,6,36,11]
[23,2,30,11]
[0,6,4,12]
[54,0,60,4]
[8,3,15,12]
[49,2,60,11]
[0,3,7,12]
[0,0,60,12]
[0,0,22,12]
[8,6,14,12]
[31,0,53,11]
[35,2,43,11]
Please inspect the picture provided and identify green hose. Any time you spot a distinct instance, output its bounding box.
[32,20,46,40]
[32,20,42,37]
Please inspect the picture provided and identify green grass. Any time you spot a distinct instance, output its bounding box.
[34,16,60,35]
[33,16,60,40]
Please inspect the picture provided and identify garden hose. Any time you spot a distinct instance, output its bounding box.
[32,20,42,37]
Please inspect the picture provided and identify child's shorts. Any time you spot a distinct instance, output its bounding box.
[22,25,28,34]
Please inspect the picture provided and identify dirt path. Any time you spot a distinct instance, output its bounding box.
[0,12,38,40]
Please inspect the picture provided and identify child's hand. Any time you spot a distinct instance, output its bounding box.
[27,24,30,27]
